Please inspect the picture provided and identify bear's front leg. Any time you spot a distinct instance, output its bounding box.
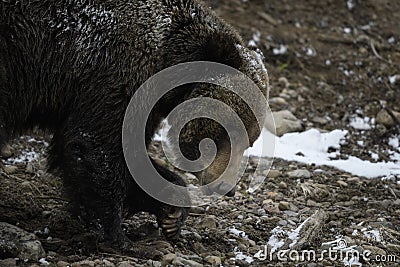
[124,159,189,239]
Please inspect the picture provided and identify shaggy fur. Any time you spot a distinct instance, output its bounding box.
[0,0,269,249]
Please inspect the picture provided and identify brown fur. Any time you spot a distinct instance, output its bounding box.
[0,0,268,250]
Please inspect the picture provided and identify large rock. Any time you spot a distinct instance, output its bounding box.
[0,144,13,159]
[376,109,400,127]
[0,222,45,261]
[266,110,304,136]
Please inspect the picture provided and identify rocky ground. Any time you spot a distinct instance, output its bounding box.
[1,0,400,266]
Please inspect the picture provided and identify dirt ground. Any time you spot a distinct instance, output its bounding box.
[1,0,399,266]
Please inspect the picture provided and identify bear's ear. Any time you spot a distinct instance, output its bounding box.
[203,32,243,69]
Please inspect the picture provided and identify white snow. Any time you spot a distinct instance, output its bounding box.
[246,128,400,178]
[273,45,288,55]
[349,116,374,130]
[347,0,356,10]
[389,75,398,85]
[267,226,286,254]
[248,31,261,47]
[344,27,352,34]
[232,247,254,263]
[389,136,399,150]
[306,47,315,56]
[288,215,310,248]
[39,258,49,265]
[229,227,248,239]
[325,59,332,66]
[362,229,381,242]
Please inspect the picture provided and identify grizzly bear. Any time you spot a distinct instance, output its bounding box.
[0,0,268,256]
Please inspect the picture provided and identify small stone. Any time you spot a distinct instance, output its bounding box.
[146,260,161,267]
[1,144,13,158]
[359,47,368,54]
[265,110,303,136]
[248,239,256,247]
[279,181,287,189]
[162,253,177,265]
[278,201,290,211]
[289,203,299,212]
[0,222,45,261]
[363,245,386,257]
[312,117,329,125]
[103,259,115,267]
[287,169,311,179]
[189,206,206,214]
[306,200,321,207]
[57,261,70,267]
[337,180,348,187]
[269,97,288,107]
[173,257,203,267]
[266,191,279,200]
[263,202,280,214]
[196,215,217,229]
[118,261,135,267]
[0,258,17,267]
[263,169,281,178]
[284,211,298,217]
[278,77,290,88]
[278,220,288,226]
[71,261,92,267]
[4,165,18,175]
[347,177,361,183]
[376,109,400,127]
[26,163,34,174]
[204,256,221,265]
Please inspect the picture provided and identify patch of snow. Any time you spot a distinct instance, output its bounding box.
[360,24,371,31]
[248,40,257,47]
[343,69,354,76]
[248,31,261,47]
[389,150,400,162]
[344,27,352,34]
[347,0,356,10]
[349,116,374,130]
[362,229,381,242]
[369,152,379,161]
[267,226,286,254]
[306,47,315,56]
[288,215,310,248]
[273,45,288,55]
[389,75,398,85]
[39,258,49,265]
[325,59,332,66]
[388,36,396,44]
[232,247,254,264]
[229,227,248,239]
[246,128,400,178]
[389,136,399,150]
